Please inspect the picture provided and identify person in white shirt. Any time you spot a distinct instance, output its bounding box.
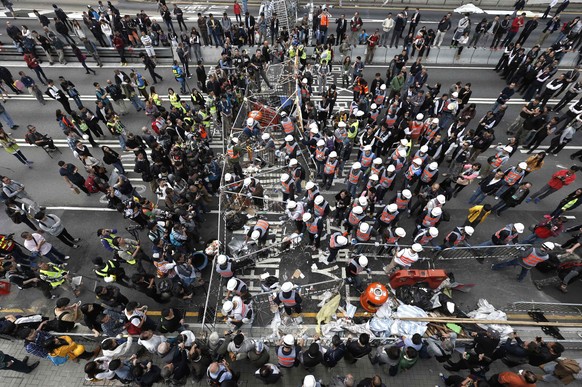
[21,231,68,264]
[137,330,167,353]
[380,14,395,47]
[34,211,80,248]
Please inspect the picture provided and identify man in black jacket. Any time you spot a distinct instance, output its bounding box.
[322,335,345,368]
[516,16,539,45]
[345,333,372,363]
[336,14,347,45]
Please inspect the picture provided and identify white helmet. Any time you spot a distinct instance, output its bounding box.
[317,139,325,147]
[309,122,319,132]
[329,151,338,158]
[243,178,252,187]
[363,145,372,151]
[371,103,378,110]
[395,227,406,238]
[373,157,383,165]
[359,222,370,233]
[303,375,316,387]
[518,162,528,170]
[400,139,409,147]
[429,227,439,237]
[387,165,396,172]
[286,200,297,209]
[306,181,315,190]
[352,162,362,169]
[431,207,442,217]
[402,189,412,199]
[280,111,287,117]
[281,282,294,292]
[429,162,438,170]
[416,113,424,121]
[436,194,446,204]
[247,117,255,126]
[314,195,324,205]
[302,212,312,222]
[503,145,513,153]
[464,226,474,236]
[301,78,308,84]
[283,333,295,346]
[353,206,364,215]
[224,173,233,182]
[358,197,368,206]
[289,158,298,167]
[217,255,227,265]
[420,145,429,153]
[514,223,525,234]
[452,92,459,98]
[251,230,261,240]
[261,133,270,140]
[412,158,423,165]
[542,241,555,250]
[280,173,290,182]
[231,138,239,144]
[338,121,347,128]
[380,84,387,90]
[226,278,238,291]
[432,117,440,124]
[369,174,379,181]
[222,300,234,313]
[336,235,348,245]
[356,110,365,117]
[285,135,294,142]
[411,243,423,253]
[387,203,398,213]
[358,255,369,267]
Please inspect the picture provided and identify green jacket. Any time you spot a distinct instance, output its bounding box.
[390,75,405,93]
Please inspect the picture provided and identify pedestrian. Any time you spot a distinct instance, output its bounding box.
[21,231,69,264]
[81,37,103,67]
[112,32,128,66]
[344,333,372,364]
[71,44,96,75]
[58,160,90,195]
[3,260,53,299]
[550,188,582,218]
[23,53,48,85]
[46,79,72,114]
[464,204,493,229]
[522,215,565,245]
[0,129,34,168]
[140,53,163,84]
[0,350,39,373]
[34,211,80,248]
[527,166,578,203]
[490,181,531,215]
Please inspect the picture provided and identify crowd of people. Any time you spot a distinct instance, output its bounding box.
[0,0,581,386]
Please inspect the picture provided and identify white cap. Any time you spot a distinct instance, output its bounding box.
[359,222,370,233]
[281,173,290,182]
[387,165,396,172]
[411,243,423,252]
[286,200,297,209]
[402,189,412,199]
[503,145,513,153]
[514,223,525,234]
[363,145,372,151]
[247,117,255,126]
[429,162,438,170]
[336,235,348,245]
[222,300,233,313]
[338,121,347,128]
[431,207,442,216]
[420,145,428,153]
[251,230,261,240]
[380,84,386,90]
[518,162,528,170]
[283,333,295,345]
[280,111,287,117]
[289,158,298,167]
[358,255,368,267]
[281,282,294,292]
[395,227,406,238]
[412,158,423,165]
[542,241,555,250]
[371,103,378,109]
[400,139,409,147]
[356,110,365,117]
[303,375,316,387]
[373,157,383,165]
[302,212,312,222]
[369,174,379,181]
[416,113,424,120]
[232,138,239,144]
[358,197,368,206]
[224,173,233,182]
[306,181,315,190]
[464,226,474,236]
[387,203,398,213]
[353,206,364,215]
[429,227,439,237]
[317,139,325,147]
[437,194,446,204]
[329,151,338,158]
[217,255,227,265]
[352,162,362,169]
[243,178,252,187]
[261,133,270,140]
[285,135,294,142]
[226,278,238,291]
[452,92,459,98]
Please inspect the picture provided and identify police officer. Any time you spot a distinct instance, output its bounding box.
[274,281,302,315]
[346,255,370,293]
[492,241,555,282]
[38,261,69,292]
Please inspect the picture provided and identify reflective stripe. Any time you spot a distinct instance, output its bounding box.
[349,258,365,274]
[395,250,418,266]
[494,225,518,244]
[315,148,327,162]
[409,121,424,139]
[216,261,234,277]
[380,171,395,188]
[348,211,363,226]
[227,147,239,161]
[522,252,547,267]
[324,160,338,175]
[420,168,436,183]
[0,236,14,251]
[422,214,440,227]
[356,228,372,241]
[504,169,523,185]
[329,234,342,249]
[395,195,410,210]
[314,202,326,217]
[281,180,291,193]
[278,290,297,305]
[446,230,464,246]
[348,170,361,184]
[385,116,396,127]
[307,189,319,201]
[307,219,320,234]
[282,119,295,134]
[360,153,374,168]
[374,94,385,105]
[490,155,504,168]
[255,220,269,234]
[277,346,296,367]
[285,143,297,154]
[380,208,396,224]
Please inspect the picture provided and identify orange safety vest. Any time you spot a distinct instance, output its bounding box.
[404,165,419,181]
[348,169,362,184]
[277,346,296,367]
[392,157,404,172]
[522,251,547,267]
[314,202,326,217]
[306,218,320,234]
[306,189,318,201]
[374,93,385,105]
[423,124,439,140]
[396,250,417,266]
[255,219,269,234]
[360,152,374,168]
[384,230,399,243]
[380,208,397,224]
[285,142,297,155]
[504,169,523,185]
[422,214,440,227]
[278,290,298,305]
[370,110,379,121]
[315,148,327,162]
[490,154,505,168]
[355,227,372,241]
[380,171,395,188]
[395,195,410,210]
[409,120,424,139]
[348,210,363,226]
[281,179,292,193]
[417,232,434,245]
[324,159,338,175]
[227,147,239,161]
[446,229,464,246]
[420,168,436,183]
[329,233,343,249]
[385,115,397,127]
[282,119,295,134]
[320,13,329,27]
[372,166,384,178]
[495,225,518,244]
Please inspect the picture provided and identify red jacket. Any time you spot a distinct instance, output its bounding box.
[510,17,524,33]
[24,54,39,69]
[548,169,576,190]
[113,36,125,50]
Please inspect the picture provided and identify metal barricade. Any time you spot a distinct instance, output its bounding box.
[436,244,532,261]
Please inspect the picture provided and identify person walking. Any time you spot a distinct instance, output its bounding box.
[527,166,578,203]
[34,211,80,248]
[0,129,33,168]
[46,79,72,115]
[23,53,48,85]
[71,44,96,75]
[58,160,91,195]
[21,231,69,264]
[490,181,531,215]
[491,241,555,281]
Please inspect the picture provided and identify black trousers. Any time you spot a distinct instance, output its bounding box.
[57,227,77,247]
[1,355,36,373]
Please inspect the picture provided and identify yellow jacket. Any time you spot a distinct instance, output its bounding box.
[466,205,491,223]
[49,336,86,360]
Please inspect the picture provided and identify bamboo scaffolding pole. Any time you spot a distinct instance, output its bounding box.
[398,317,582,328]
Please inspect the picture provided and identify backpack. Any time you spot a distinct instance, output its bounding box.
[125,314,143,335]
[84,175,101,193]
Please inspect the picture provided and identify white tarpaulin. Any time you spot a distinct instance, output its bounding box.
[467,299,514,339]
